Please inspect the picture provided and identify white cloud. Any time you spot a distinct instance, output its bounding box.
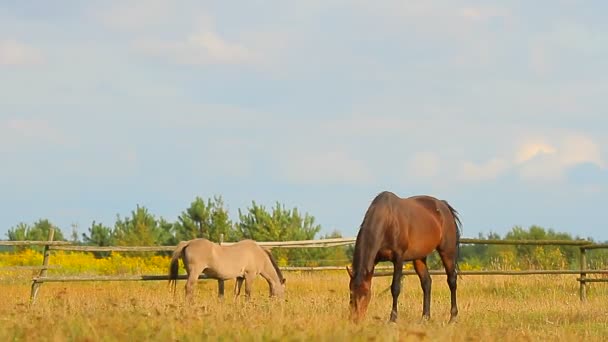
[515,141,557,164]
[458,6,510,21]
[279,148,373,185]
[0,40,44,66]
[515,135,605,182]
[460,158,509,181]
[560,135,604,168]
[0,118,68,151]
[96,0,175,32]
[406,152,441,180]
[442,134,604,184]
[136,29,258,66]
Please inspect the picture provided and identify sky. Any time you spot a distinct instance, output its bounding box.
[1,1,607,242]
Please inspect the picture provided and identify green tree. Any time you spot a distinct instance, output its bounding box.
[31,219,65,241]
[236,201,321,241]
[7,219,66,251]
[113,205,165,246]
[7,219,66,241]
[82,221,113,246]
[7,222,29,241]
[505,225,572,269]
[158,218,177,245]
[174,196,236,242]
[236,201,322,265]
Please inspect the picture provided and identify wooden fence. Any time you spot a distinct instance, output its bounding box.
[2,229,607,302]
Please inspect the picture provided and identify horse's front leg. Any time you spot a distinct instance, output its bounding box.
[413,258,432,321]
[390,259,404,322]
[218,280,225,298]
[244,274,255,298]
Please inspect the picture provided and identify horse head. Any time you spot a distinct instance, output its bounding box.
[347,266,372,323]
[271,277,286,298]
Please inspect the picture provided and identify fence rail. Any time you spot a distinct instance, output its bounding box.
[0,241,71,246]
[2,231,607,302]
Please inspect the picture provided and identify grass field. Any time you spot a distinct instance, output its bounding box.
[1,272,607,341]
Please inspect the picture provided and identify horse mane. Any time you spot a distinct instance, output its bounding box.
[263,248,285,283]
[352,191,394,286]
[442,200,462,274]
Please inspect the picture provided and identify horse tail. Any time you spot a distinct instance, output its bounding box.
[168,240,190,294]
[442,200,462,276]
[263,247,285,284]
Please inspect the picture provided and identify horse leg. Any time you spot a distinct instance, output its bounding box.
[244,274,255,298]
[389,259,404,322]
[218,280,225,299]
[234,277,244,298]
[185,264,206,303]
[413,258,432,321]
[439,249,459,323]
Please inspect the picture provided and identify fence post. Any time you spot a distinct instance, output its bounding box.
[30,228,55,303]
[579,246,587,302]
[217,234,225,298]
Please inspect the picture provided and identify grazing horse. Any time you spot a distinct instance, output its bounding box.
[168,238,286,300]
[347,191,462,324]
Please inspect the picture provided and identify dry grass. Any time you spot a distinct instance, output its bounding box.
[1,272,607,341]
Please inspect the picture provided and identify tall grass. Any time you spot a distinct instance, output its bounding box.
[1,272,607,341]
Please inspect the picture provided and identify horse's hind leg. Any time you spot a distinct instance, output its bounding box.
[185,264,206,303]
[234,277,244,298]
[413,258,432,321]
[218,280,225,299]
[438,249,458,323]
[389,258,404,322]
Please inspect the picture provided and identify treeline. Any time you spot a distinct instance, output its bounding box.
[4,196,608,269]
[453,226,608,270]
[5,196,348,266]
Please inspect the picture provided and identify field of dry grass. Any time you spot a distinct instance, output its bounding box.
[1,271,607,341]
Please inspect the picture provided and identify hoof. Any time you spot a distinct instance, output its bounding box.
[418,316,430,324]
[448,316,458,324]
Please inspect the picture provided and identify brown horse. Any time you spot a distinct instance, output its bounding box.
[168,238,286,300]
[347,191,461,324]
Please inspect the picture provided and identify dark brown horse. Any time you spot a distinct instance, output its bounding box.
[347,191,461,323]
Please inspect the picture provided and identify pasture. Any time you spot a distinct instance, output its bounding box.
[1,272,607,341]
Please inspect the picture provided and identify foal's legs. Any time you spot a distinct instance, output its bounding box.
[413,258,432,321]
[438,248,459,323]
[390,258,404,322]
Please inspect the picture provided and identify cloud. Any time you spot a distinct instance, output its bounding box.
[136,30,259,66]
[406,152,441,180]
[279,148,373,185]
[515,142,557,164]
[515,135,604,182]
[460,158,509,181]
[0,118,68,151]
[0,40,44,66]
[560,135,604,168]
[458,6,510,21]
[96,0,173,32]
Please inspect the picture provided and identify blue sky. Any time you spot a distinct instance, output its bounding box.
[1,1,607,241]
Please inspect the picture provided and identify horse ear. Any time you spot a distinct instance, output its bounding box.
[346,266,353,279]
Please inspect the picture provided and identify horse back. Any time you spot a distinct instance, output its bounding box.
[406,196,459,242]
[380,196,456,260]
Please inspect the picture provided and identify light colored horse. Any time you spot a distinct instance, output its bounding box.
[168,238,286,300]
